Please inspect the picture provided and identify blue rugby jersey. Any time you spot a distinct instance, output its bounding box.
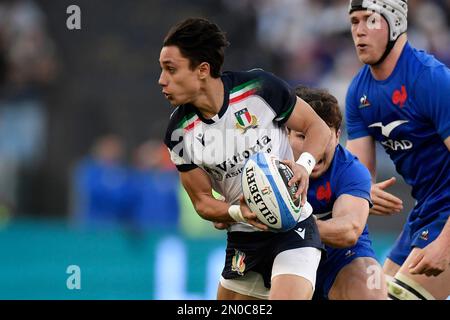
[346,42,450,211]
[308,144,376,299]
[308,144,372,223]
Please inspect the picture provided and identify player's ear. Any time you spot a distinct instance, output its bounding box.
[336,128,341,140]
[198,62,210,79]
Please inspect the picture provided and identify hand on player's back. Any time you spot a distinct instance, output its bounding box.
[370,177,404,215]
[239,195,269,231]
[280,160,308,206]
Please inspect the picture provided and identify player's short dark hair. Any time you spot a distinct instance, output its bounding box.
[163,18,230,78]
[295,85,342,131]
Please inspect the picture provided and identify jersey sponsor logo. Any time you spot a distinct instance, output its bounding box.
[215,135,272,173]
[294,227,305,239]
[245,166,278,225]
[231,249,246,275]
[316,181,332,203]
[170,126,273,173]
[235,108,258,133]
[392,85,408,108]
[381,139,413,151]
[369,120,408,137]
[359,94,371,109]
[368,120,413,151]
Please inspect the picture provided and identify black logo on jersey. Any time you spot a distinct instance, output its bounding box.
[196,133,205,146]
[216,136,272,173]
[245,166,278,225]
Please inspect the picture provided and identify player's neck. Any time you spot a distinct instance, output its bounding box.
[369,35,407,81]
[193,77,224,119]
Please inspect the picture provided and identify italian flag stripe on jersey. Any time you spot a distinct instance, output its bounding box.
[178,113,201,131]
[229,79,261,104]
[275,101,296,122]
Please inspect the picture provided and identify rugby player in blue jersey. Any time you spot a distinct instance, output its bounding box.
[346,0,450,299]
[288,86,387,300]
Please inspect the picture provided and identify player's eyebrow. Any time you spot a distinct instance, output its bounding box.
[350,11,374,21]
[160,60,175,66]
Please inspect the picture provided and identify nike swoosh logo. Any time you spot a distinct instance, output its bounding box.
[369,120,408,137]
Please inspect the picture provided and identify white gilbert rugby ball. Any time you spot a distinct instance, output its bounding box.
[241,152,302,232]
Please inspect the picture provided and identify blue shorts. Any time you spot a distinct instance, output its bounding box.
[313,229,377,300]
[388,208,449,266]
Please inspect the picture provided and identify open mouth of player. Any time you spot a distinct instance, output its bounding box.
[163,92,172,99]
[357,44,368,49]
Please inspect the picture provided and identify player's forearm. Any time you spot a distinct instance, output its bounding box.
[192,195,236,223]
[316,216,361,248]
[301,122,331,162]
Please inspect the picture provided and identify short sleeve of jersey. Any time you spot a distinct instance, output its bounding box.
[414,65,450,141]
[335,160,372,206]
[345,77,370,140]
[164,109,198,173]
[251,70,297,123]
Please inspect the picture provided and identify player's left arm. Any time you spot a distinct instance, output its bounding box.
[285,97,331,166]
[256,70,330,204]
[283,97,332,204]
[315,194,369,248]
[408,217,450,277]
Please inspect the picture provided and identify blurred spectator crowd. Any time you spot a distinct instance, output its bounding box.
[230,0,450,106]
[71,135,180,231]
[0,0,58,215]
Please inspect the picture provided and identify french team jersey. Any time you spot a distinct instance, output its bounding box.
[308,145,375,300]
[164,69,311,231]
[308,144,372,221]
[346,42,450,213]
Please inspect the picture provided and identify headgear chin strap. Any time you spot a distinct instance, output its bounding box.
[349,0,408,66]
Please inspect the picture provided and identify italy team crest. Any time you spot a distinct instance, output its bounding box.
[231,249,246,275]
[235,108,258,133]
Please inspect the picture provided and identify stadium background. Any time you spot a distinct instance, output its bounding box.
[0,0,449,299]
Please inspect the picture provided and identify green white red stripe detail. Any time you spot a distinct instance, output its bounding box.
[178,113,201,131]
[229,79,261,104]
[275,102,295,121]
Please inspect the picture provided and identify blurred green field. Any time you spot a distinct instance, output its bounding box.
[0,218,398,300]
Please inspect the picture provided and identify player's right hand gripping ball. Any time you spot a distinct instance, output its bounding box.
[241,152,302,232]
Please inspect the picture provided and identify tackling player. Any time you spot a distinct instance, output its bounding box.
[160,18,331,299]
[346,0,450,299]
[289,86,387,300]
